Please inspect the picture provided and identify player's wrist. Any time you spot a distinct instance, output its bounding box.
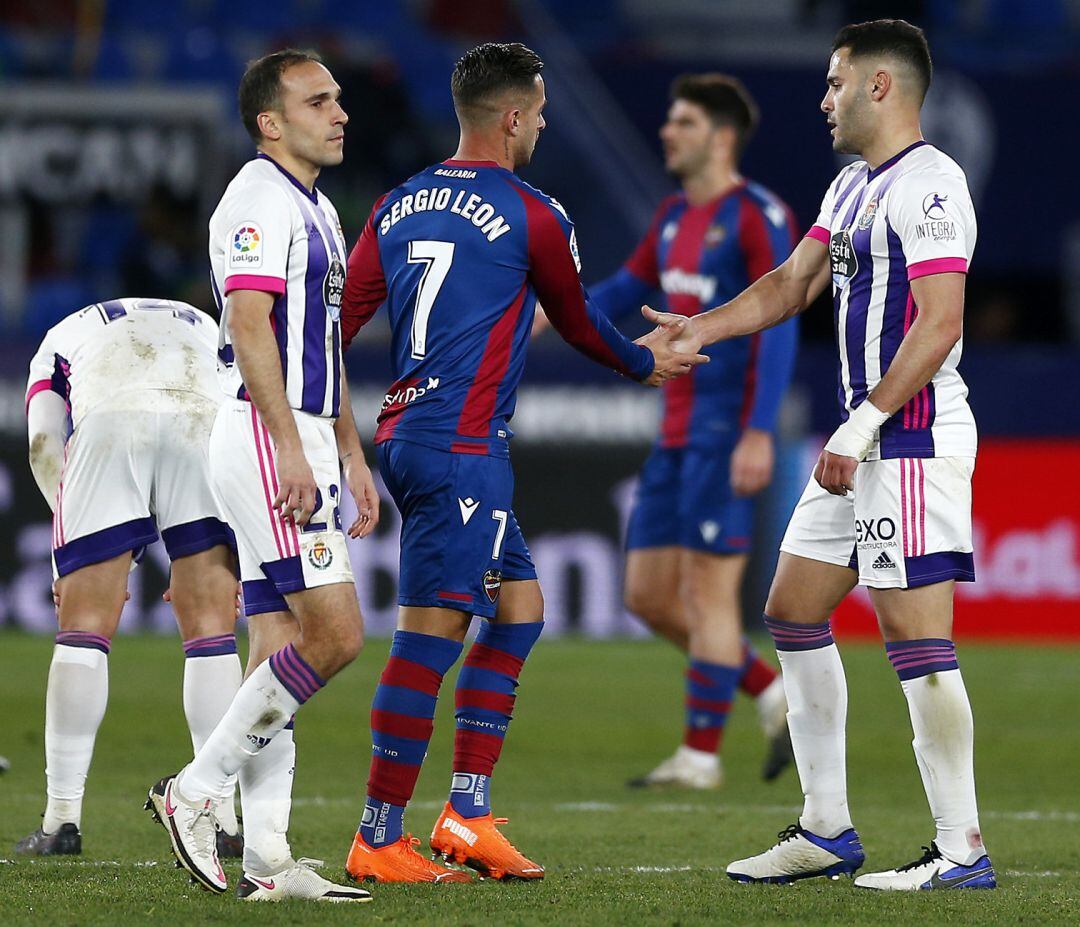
[824,399,889,461]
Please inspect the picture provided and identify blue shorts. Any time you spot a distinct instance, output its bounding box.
[377,440,537,619]
[625,445,754,555]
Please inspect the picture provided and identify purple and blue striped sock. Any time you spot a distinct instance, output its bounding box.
[886,638,959,680]
[182,633,238,658]
[55,631,111,654]
[683,660,740,754]
[763,616,835,652]
[268,643,325,706]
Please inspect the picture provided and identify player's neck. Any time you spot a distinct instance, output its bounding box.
[682,166,742,207]
[862,123,924,172]
[451,134,514,171]
[257,146,320,192]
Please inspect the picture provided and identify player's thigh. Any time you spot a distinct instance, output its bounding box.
[853,457,976,592]
[53,409,158,580]
[380,440,518,621]
[55,550,134,636]
[869,580,955,642]
[170,544,239,641]
[494,578,544,624]
[766,553,858,623]
[398,605,471,642]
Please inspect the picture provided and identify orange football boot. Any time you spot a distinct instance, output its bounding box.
[346,832,473,884]
[429,803,544,881]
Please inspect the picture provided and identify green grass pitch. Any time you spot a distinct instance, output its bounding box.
[0,632,1076,925]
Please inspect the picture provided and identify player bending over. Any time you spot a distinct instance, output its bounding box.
[649,19,995,891]
[18,298,242,859]
[339,42,706,883]
[147,50,377,904]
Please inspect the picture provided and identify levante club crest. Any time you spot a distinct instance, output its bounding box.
[482,569,502,603]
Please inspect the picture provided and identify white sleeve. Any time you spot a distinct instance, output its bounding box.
[889,171,976,281]
[26,328,71,510]
[221,181,293,296]
[26,327,68,408]
[807,166,853,243]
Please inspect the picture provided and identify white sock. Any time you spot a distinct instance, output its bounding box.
[777,644,853,837]
[183,650,243,834]
[43,643,109,833]
[901,670,985,864]
[178,658,300,802]
[240,725,295,876]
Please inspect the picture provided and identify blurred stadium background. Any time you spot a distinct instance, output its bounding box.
[0,0,1077,644]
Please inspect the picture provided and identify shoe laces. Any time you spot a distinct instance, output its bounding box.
[185,804,218,859]
[776,823,802,844]
[897,843,942,872]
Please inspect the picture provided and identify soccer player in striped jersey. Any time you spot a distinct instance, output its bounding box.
[564,74,800,790]
[17,299,243,859]
[651,20,995,890]
[148,50,375,904]
[340,42,706,883]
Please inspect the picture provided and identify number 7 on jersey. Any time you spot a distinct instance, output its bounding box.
[407,240,455,359]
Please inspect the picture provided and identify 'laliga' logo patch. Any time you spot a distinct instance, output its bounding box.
[308,540,333,570]
[857,198,878,230]
[482,568,502,603]
[323,256,345,320]
[231,223,263,266]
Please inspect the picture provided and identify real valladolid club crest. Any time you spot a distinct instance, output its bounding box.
[308,540,333,570]
[857,198,879,230]
[483,568,502,603]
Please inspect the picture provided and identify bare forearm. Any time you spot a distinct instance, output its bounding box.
[868,312,961,415]
[695,269,797,345]
[231,316,303,452]
[333,369,364,463]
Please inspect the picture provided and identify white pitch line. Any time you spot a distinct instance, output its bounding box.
[1003,870,1062,878]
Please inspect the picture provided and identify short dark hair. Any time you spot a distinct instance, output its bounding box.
[671,73,760,156]
[238,48,323,143]
[451,42,544,121]
[832,19,932,102]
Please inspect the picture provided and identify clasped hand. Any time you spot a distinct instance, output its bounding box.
[634,306,709,386]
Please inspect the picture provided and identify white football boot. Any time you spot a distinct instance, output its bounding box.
[149,773,227,893]
[756,677,794,782]
[236,857,373,902]
[627,745,722,789]
[854,842,996,891]
[727,823,865,884]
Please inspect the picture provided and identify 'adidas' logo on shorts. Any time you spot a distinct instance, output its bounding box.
[872,551,897,570]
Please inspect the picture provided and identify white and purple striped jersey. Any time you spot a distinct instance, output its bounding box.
[209,154,348,418]
[25,298,219,429]
[807,141,977,459]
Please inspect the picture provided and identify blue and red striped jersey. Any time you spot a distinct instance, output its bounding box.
[342,159,653,457]
[591,180,799,449]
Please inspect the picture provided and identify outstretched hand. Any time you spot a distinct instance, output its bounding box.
[635,306,709,386]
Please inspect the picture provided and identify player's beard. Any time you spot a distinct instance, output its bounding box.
[832,96,872,156]
[668,145,708,182]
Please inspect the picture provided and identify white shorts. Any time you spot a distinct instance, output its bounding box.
[209,399,354,615]
[53,394,233,577]
[779,456,976,589]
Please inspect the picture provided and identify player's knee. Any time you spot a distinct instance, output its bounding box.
[335,620,364,666]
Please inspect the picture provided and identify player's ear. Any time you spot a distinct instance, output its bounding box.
[504,107,522,137]
[870,69,891,102]
[257,111,282,142]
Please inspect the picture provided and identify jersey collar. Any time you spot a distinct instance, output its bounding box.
[866,140,928,182]
[256,152,319,203]
[442,158,502,169]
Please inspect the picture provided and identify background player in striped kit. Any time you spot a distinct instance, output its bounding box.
[17,299,242,858]
[148,50,375,903]
[650,20,995,891]
[543,73,801,790]
[340,42,707,883]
